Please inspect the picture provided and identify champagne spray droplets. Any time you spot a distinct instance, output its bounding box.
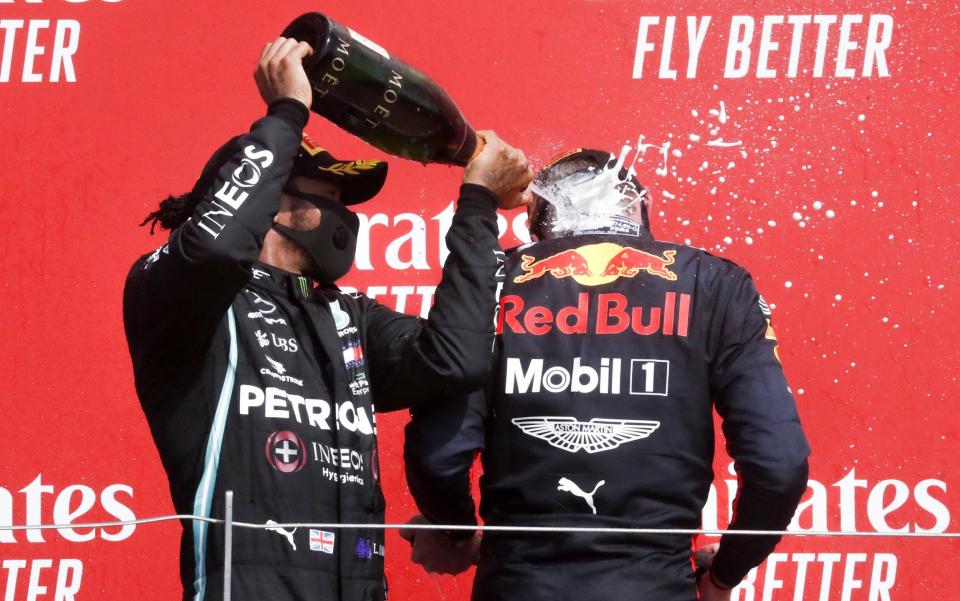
[529,144,649,235]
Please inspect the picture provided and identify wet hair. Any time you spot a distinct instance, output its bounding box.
[535,156,597,186]
[140,193,199,234]
[529,157,594,240]
[529,154,649,240]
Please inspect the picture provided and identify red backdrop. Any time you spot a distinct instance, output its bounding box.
[1,1,957,599]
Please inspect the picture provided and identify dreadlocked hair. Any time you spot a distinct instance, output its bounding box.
[139,193,199,234]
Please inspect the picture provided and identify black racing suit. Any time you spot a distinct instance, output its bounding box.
[123,100,502,601]
[404,229,810,601]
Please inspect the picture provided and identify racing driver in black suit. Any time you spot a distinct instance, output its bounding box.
[123,38,532,601]
[402,149,810,601]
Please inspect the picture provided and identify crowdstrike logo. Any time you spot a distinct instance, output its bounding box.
[511,416,661,453]
[261,356,304,386]
[265,430,307,473]
[266,356,286,374]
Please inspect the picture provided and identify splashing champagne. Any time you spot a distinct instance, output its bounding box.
[531,146,648,234]
[283,13,480,166]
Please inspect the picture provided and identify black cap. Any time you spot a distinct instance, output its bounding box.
[292,133,388,205]
[189,133,388,206]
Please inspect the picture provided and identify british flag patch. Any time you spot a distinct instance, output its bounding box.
[310,529,335,554]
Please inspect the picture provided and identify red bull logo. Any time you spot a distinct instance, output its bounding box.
[498,291,691,337]
[514,243,677,285]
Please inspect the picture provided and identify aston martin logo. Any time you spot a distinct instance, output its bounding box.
[511,416,660,453]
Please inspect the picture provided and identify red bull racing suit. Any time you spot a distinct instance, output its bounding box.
[123,100,502,601]
[405,230,810,601]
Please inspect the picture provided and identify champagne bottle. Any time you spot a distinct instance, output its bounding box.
[283,13,479,166]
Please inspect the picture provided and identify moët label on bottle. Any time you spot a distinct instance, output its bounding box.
[348,28,390,60]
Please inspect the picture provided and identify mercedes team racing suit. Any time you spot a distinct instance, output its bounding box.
[405,229,811,601]
[124,100,502,601]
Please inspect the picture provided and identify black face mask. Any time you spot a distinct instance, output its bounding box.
[272,188,360,283]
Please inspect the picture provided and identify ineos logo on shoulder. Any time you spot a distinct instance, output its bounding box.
[197,145,274,239]
[231,145,274,189]
[232,158,263,189]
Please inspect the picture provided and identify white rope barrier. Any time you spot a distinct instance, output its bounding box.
[2,515,959,538]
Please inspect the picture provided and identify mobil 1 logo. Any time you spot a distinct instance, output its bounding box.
[629,359,670,396]
[506,356,671,396]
